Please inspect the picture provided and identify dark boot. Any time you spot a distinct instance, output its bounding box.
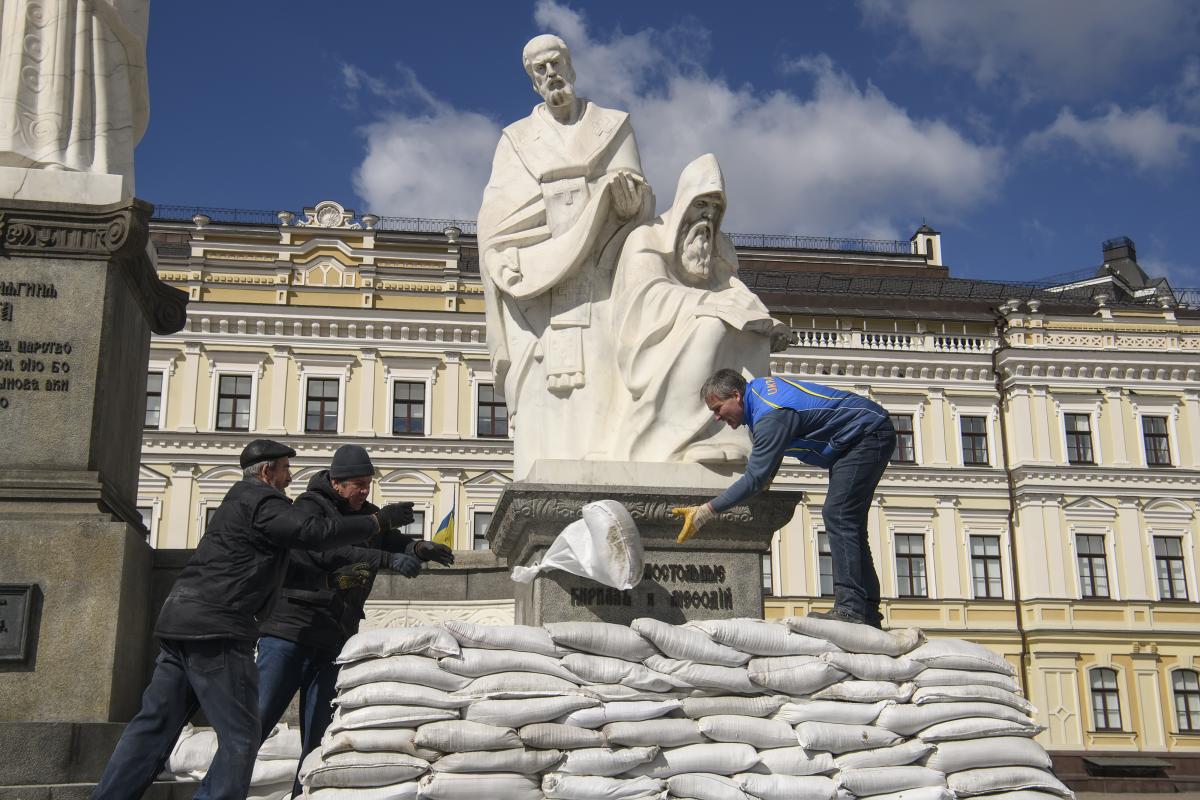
[807,607,868,625]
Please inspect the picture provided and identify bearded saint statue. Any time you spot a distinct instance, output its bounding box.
[609,153,790,463]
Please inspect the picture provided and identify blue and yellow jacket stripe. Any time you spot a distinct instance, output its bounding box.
[744,376,889,468]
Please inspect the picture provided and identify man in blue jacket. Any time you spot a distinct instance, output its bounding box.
[673,369,896,627]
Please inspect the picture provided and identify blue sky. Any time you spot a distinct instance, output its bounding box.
[137,1,1200,286]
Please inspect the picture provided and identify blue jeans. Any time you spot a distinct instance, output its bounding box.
[193,635,340,800]
[823,422,896,621]
[91,638,259,800]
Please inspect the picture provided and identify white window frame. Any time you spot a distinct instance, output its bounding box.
[1132,399,1181,468]
[1054,396,1104,467]
[469,504,496,551]
[1087,663,1126,732]
[1143,500,1196,603]
[294,353,354,435]
[812,525,833,599]
[473,380,509,440]
[1069,524,1120,601]
[382,360,437,438]
[145,351,178,430]
[948,398,997,468]
[205,350,268,433]
[886,509,937,600]
[210,370,259,433]
[884,400,924,465]
[135,497,162,547]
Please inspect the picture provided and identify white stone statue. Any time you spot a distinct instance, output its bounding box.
[0,0,150,203]
[609,153,790,463]
[478,34,652,479]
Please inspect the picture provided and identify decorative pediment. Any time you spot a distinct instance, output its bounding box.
[464,470,512,488]
[1062,496,1117,520]
[138,465,168,491]
[1143,497,1195,522]
[297,200,361,230]
[197,465,243,489]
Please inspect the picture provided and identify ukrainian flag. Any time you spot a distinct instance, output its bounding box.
[433,507,454,548]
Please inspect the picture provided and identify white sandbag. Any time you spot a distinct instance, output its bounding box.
[907,639,1016,676]
[545,621,658,662]
[562,652,686,692]
[912,684,1035,714]
[947,767,1073,797]
[735,773,837,800]
[336,655,472,692]
[624,743,760,778]
[666,772,749,800]
[877,701,1033,736]
[602,718,704,747]
[542,772,664,800]
[453,671,586,699]
[322,729,440,761]
[917,716,1044,742]
[413,720,522,752]
[258,724,302,760]
[774,699,889,725]
[585,683,689,702]
[337,627,459,663]
[813,680,914,703]
[418,771,542,800]
[298,747,323,783]
[511,500,643,591]
[431,747,563,774]
[631,617,750,667]
[333,682,471,710]
[439,647,580,682]
[441,621,567,657]
[911,667,1021,693]
[643,655,757,693]
[687,618,842,656]
[306,752,429,789]
[466,696,598,728]
[834,766,946,796]
[519,723,608,750]
[246,781,292,800]
[951,793,1065,800]
[834,740,933,770]
[794,721,901,753]
[249,759,297,786]
[166,724,217,777]
[682,695,787,719]
[783,617,924,657]
[750,747,837,776]
[924,736,1053,773]
[558,747,660,776]
[561,700,682,729]
[853,788,954,800]
[697,715,797,749]
[746,655,848,695]
[328,705,458,734]
[309,784,418,800]
[822,652,924,682]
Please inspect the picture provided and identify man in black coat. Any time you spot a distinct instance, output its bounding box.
[91,440,417,800]
[192,444,455,799]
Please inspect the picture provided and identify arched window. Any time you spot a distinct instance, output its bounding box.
[1174,670,1200,733]
[1090,668,1122,731]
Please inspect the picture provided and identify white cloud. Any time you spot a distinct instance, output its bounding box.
[351,1,1003,237]
[860,0,1200,101]
[1024,105,1200,172]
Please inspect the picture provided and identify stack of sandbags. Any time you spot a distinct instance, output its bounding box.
[298,617,1073,800]
[161,722,302,800]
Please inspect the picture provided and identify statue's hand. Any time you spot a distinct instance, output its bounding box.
[611,171,646,222]
[770,327,794,353]
[485,248,522,290]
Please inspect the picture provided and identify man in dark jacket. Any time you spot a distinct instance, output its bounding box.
[192,444,455,799]
[91,440,417,800]
[673,369,896,628]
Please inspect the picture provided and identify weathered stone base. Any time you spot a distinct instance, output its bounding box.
[489,465,797,626]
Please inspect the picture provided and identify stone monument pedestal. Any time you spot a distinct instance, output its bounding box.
[489,460,797,626]
[0,198,187,725]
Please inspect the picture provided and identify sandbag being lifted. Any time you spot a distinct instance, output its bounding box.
[511,500,644,590]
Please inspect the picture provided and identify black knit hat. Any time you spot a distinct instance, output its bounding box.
[239,439,296,469]
[329,444,375,479]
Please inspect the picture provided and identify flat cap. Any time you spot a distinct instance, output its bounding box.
[239,439,296,469]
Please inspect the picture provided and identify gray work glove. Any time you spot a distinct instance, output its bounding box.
[386,552,421,578]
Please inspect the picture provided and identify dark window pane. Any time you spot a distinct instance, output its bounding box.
[1143,416,1172,466]
[895,534,927,597]
[762,553,773,595]
[970,535,1003,599]
[1090,668,1122,731]
[960,416,989,465]
[392,381,427,436]
[305,378,339,432]
[817,532,833,597]
[473,512,493,551]
[891,414,915,463]
[1065,413,1094,464]
[478,384,509,437]
[217,374,254,431]
[1174,670,1200,733]
[1077,534,1110,598]
[1154,537,1188,600]
[145,372,163,429]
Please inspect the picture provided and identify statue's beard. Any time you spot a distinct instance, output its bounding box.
[680,221,713,281]
[545,84,575,109]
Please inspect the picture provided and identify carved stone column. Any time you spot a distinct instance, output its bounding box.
[488,464,796,626]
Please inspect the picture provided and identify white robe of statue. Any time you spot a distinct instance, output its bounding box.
[478,91,651,478]
[0,0,149,199]
[609,153,789,463]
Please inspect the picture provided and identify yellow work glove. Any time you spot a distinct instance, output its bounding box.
[671,503,715,544]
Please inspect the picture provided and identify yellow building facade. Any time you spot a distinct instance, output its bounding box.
[141,203,1200,779]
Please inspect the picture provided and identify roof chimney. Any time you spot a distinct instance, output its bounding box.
[1102,236,1136,263]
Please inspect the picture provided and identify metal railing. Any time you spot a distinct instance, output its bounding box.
[153,205,282,225]
[375,216,477,234]
[728,232,911,254]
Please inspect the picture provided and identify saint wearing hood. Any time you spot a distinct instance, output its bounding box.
[609,153,789,463]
